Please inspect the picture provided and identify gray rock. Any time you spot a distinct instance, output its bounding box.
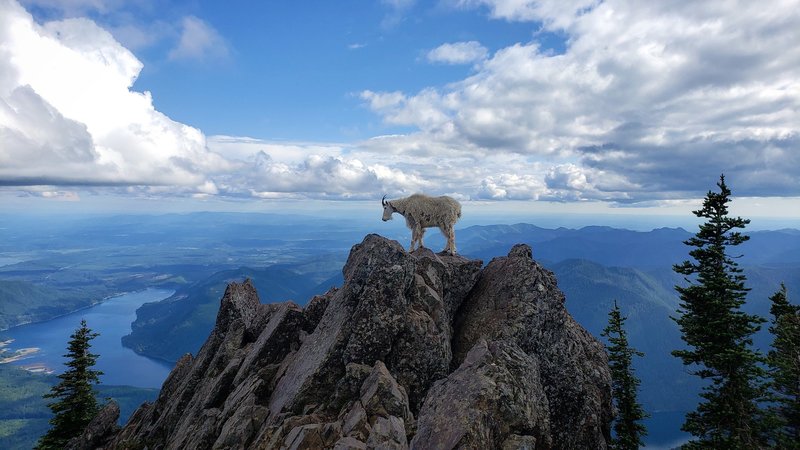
[87,235,611,450]
[359,361,412,426]
[333,436,367,449]
[284,423,326,450]
[411,339,551,449]
[502,434,539,450]
[111,280,312,449]
[366,415,408,450]
[65,401,120,450]
[453,244,613,449]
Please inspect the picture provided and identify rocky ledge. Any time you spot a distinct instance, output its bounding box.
[79,234,612,449]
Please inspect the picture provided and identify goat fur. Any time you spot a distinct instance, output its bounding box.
[382,193,461,254]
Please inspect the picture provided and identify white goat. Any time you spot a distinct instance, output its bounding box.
[381,193,462,255]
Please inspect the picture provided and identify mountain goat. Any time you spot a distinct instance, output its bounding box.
[381,193,461,255]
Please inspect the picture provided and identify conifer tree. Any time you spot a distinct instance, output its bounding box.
[672,174,766,448]
[602,300,648,449]
[37,319,103,449]
[767,283,800,447]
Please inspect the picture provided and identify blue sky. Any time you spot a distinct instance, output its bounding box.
[0,0,798,224]
[30,0,554,141]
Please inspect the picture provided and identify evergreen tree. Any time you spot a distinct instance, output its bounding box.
[672,174,767,448]
[37,319,103,449]
[602,300,648,449]
[767,283,800,448]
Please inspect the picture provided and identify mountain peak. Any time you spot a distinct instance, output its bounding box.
[81,234,612,449]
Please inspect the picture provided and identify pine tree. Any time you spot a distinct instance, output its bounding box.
[602,300,648,449]
[37,319,103,449]
[767,283,800,448]
[672,174,767,448]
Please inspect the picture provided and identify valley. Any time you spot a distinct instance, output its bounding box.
[0,212,798,448]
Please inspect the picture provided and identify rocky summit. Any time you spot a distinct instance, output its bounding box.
[75,234,612,449]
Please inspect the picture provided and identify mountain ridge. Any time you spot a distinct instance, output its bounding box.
[75,234,613,449]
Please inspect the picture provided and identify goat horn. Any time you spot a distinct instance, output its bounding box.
[382,195,387,206]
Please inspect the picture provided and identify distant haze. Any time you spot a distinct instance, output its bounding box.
[0,196,796,232]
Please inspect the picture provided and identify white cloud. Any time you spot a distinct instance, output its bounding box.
[4,0,799,206]
[208,136,346,164]
[205,136,435,199]
[455,0,600,26]
[363,0,800,201]
[426,41,488,65]
[477,173,546,200]
[223,151,430,200]
[17,185,82,201]
[0,0,230,189]
[168,15,229,62]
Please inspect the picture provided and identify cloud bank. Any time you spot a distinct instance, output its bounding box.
[366,0,800,201]
[2,0,798,205]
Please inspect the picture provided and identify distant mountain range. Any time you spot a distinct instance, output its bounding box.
[122,259,343,363]
[121,223,800,421]
[2,213,797,427]
[454,223,800,267]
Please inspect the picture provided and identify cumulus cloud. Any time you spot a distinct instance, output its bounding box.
[218,151,431,200]
[2,1,438,201]
[426,41,488,65]
[455,0,600,26]
[477,173,545,200]
[0,0,230,189]
[4,0,799,205]
[202,136,436,199]
[363,0,800,201]
[168,15,229,62]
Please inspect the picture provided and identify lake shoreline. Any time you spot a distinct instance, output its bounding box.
[0,290,139,333]
[1,289,175,388]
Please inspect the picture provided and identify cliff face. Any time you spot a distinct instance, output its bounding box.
[85,234,612,449]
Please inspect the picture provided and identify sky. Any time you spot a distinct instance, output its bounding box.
[0,0,798,225]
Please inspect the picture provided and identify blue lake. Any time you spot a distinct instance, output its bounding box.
[1,289,174,388]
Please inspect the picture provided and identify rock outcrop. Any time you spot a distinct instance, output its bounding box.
[81,234,612,449]
[66,401,120,450]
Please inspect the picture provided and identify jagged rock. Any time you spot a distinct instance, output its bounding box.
[112,280,313,449]
[304,288,336,330]
[333,436,367,449]
[359,361,412,426]
[502,434,539,450]
[91,235,611,450]
[65,401,120,450]
[411,339,550,449]
[284,423,325,449]
[453,243,613,448]
[366,415,408,449]
[265,234,481,422]
[389,247,483,410]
